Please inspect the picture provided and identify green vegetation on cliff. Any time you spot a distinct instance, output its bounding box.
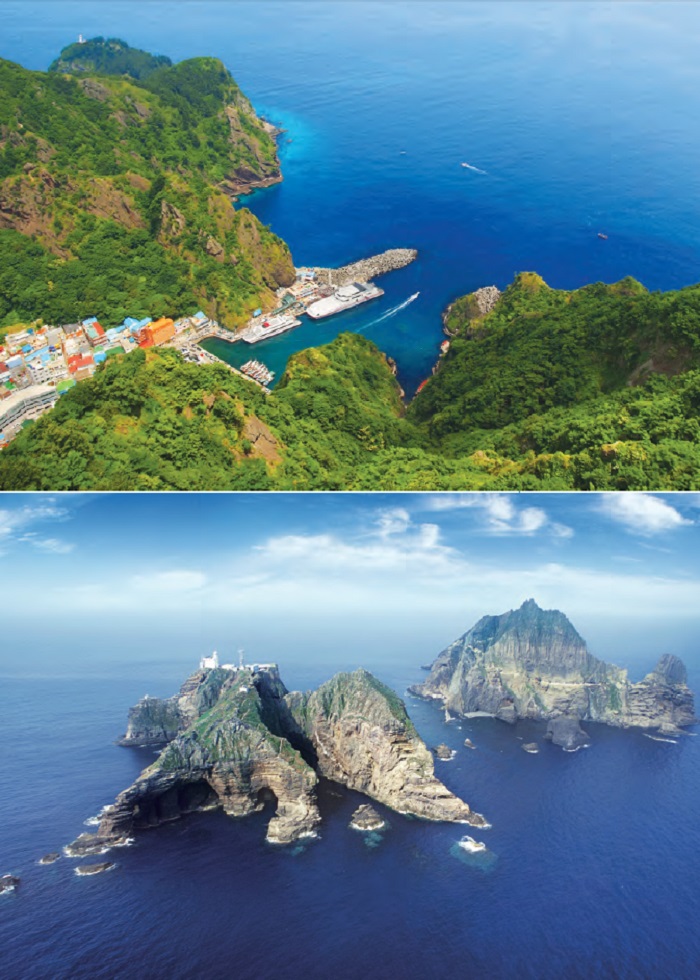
[0,40,291,330]
[2,39,700,496]
[0,334,405,490]
[3,268,700,489]
[49,37,172,80]
[403,273,700,489]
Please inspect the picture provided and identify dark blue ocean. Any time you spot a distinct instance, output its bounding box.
[2,4,700,977]
[3,1,700,393]
[1,647,700,980]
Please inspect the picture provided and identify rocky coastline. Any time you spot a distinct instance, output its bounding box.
[67,663,486,856]
[442,284,501,337]
[411,599,696,747]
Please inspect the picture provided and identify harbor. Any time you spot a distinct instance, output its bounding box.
[172,247,419,393]
[235,247,417,343]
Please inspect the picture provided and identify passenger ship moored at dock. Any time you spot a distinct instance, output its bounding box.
[306,281,384,320]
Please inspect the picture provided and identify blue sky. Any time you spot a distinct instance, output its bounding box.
[1,493,699,682]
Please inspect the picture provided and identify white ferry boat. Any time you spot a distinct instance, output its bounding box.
[306,281,384,320]
[241,314,301,344]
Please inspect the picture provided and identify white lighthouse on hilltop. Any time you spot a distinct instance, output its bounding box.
[200,650,219,670]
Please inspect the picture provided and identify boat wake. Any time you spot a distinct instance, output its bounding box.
[461,162,488,175]
[361,292,420,329]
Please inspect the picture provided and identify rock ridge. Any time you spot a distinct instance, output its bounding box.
[410,599,696,742]
[70,664,486,854]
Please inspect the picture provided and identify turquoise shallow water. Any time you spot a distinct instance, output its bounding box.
[4,1,700,394]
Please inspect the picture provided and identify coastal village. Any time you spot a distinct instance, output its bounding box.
[0,249,417,449]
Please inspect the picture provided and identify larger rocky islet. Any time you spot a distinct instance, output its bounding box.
[410,599,696,748]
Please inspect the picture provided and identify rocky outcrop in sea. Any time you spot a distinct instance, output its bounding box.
[442,285,501,337]
[349,805,386,832]
[410,599,696,745]
[69,665,486,855]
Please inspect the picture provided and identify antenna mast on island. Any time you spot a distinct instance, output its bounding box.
[238,648,244,669]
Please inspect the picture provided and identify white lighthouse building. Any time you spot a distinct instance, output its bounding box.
[200,650,219,670]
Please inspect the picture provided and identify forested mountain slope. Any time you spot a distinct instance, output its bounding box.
[0,39,292,331]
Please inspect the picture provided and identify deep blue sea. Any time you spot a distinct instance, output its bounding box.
[3,1,700,393]
[1,647,699,980]
[2,3,700,977]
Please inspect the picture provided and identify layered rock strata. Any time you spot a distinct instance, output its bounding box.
[70,665,485,854]
[411,600,696,741]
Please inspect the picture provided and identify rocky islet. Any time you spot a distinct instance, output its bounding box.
[67,664,486,856]
[411,599,696,745]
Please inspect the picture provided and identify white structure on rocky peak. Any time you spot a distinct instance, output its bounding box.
[200,650,219,670]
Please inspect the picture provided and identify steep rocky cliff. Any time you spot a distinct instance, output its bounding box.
[282,670,486,826]
[411,600,696,739]
[70,664,485,853]
[117,668,232,746]
[0,43,292,329]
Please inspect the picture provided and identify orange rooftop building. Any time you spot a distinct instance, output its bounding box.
[138,317,175,348]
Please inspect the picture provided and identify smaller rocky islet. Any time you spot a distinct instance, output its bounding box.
[349,804,386,833]
[38,853,60,865]
[74,863,114,877]
[66,664,487,858]
[0,875,20,895]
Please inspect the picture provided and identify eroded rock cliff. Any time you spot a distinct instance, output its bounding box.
[411,600,696,740]
[70,664,485,854]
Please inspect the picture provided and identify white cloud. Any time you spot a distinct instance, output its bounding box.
[30,537,75,555]
[599,494,692,536]
[425,494,573,538]
[130,570,208,592]
[0,504,74,556]
[375,507,411,538]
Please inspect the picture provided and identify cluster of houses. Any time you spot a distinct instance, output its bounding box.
[0,310,212,449]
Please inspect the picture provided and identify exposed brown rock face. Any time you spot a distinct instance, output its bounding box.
[159,200,186,239]
[411,600,696,740]
[77,78,111,102]
[221,99,283,197]
[69,665,485,856]
[239,415,282,463]
[283,670,487,827]
[205,235,224,260]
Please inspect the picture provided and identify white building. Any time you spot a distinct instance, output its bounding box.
[0,384,58,444]
[200,650,219,670]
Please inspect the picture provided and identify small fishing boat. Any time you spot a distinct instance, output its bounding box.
[597,232,609,240]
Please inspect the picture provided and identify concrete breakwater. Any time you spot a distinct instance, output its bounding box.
[313,248,417,287]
